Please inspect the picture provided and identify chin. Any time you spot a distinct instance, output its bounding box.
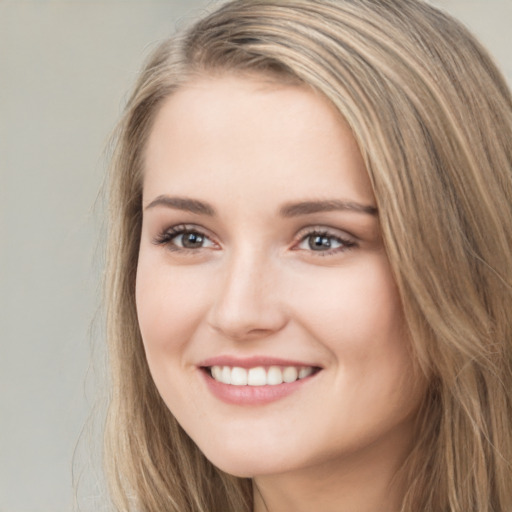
[198,439,296,478]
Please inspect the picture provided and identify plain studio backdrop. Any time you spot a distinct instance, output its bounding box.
[0,1,510,511]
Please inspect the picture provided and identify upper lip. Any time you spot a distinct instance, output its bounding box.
[198,355,321,369]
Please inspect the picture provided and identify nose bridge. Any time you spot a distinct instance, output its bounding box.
[208,244,286,340]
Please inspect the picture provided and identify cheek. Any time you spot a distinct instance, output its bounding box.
[291,255,405,351]
[135,256,212,360]
[289,256,420,408]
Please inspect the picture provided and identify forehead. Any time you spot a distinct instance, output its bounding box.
[143,74,374,208]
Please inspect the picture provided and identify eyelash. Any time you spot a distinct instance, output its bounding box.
[152,224,357,256]
[152,224,216,253]
[294,228,356,256]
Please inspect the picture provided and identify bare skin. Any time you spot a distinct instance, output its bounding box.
[137,74,426,512]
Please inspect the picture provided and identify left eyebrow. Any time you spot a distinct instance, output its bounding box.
[144,195,216,216]
[279,199,378,217]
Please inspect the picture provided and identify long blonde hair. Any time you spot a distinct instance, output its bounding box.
[104,1,512,510]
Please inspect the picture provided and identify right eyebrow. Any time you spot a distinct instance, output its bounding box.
[144,195,216,216]
[279,199,378,217]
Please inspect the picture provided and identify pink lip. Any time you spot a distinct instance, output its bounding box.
[197,356,321,406]
[198,355,319,369]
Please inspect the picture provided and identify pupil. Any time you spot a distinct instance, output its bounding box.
[309,235,331,250]
[183,232,203,248]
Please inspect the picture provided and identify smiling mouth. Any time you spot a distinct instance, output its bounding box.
[205,365,320,386]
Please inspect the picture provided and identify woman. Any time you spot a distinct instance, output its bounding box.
[104,0,512,510]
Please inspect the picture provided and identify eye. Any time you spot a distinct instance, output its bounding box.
[295,229,356,255]
[153,225,217,251]
[175,231,212,249]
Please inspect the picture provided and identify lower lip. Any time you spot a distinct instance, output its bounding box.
[200,369,318,405]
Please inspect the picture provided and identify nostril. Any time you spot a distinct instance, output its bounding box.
[208,322,284,342]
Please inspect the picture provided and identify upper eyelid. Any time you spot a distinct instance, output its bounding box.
[291,226,357,254]
[152,224,216,246]
[160,224,353,236]
[165,224,215,238]
[154,224,356,248]
[293,225,356,241]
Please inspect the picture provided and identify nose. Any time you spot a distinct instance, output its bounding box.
[207,248,288,341]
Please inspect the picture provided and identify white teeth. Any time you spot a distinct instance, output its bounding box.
[282,366,298,383]
[267,366,283,385]
[211,366,223,381]
[230,367,248,386]
[299,367,313,379]
[209,365,316,386]
[248,367,267,386]
[221,366,231,384]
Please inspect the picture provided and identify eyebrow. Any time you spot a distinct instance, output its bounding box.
[144,195,216,216]
[144,195,378,217]
[279,199,378,217]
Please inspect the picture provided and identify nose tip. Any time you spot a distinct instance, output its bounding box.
[210,322,280,342]
[207,259,288,342]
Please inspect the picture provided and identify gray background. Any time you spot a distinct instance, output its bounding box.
[1,1,510,511]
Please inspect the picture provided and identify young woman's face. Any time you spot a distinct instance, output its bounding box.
[136,75,425,479]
